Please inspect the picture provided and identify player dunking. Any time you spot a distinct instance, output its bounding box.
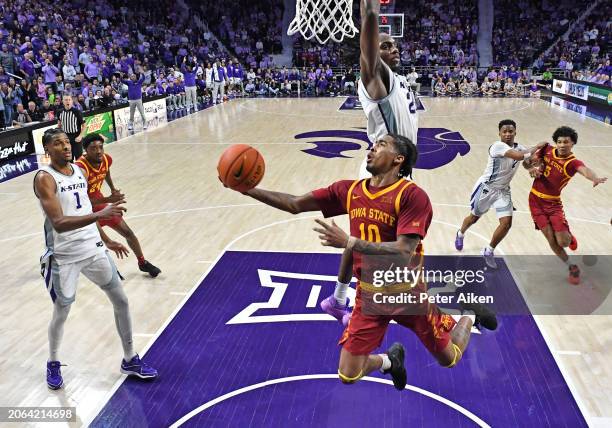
[75,133,161,277]
[321,0,419,325]
[227,133,497,389]
[454,120,545,268]
[34,128,157,389]
[524,126,606,284]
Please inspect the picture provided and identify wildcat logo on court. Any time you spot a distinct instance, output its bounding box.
[293,127,471,170]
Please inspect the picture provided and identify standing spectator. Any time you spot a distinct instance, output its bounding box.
[0,44,15,74]
[181,56,198,113]
[63,58,77,85]
[211,59,226,104]
[123,71,147,131]
[20,52,36,79]
[344,68,356,94]
[1,82,14,125]
[43,58,60,91]
[407,67,420,93]
[57,95,86,160]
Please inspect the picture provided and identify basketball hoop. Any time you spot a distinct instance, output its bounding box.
[287,0,359,44]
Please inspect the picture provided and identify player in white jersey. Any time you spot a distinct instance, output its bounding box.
[454,120,545,268]
[34,128,158,390]
[320,0,418,331]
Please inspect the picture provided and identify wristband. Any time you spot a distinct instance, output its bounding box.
[346,236,357,250]
[523,152,532,160]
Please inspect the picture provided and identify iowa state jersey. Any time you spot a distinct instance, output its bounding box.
[313,178,432,280]
[358,62,419,145]
[531,145,584,199]
[75,154,113,196]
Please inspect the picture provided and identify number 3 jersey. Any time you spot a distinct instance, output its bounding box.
[35,165,104,265]
[358,61,419,145]
[312,178,432,281]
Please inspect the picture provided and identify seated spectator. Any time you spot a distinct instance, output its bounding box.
[434,77,447,96]
[27,101,44,121]
[12,103,32,126]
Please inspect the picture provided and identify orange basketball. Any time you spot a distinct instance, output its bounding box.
[217,144,265,192]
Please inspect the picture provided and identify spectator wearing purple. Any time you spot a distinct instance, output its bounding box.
[42,57,60,91]
[20,52,36,78]
[84,60,100,82]
[181,56,198,113]
[123,71,146,130]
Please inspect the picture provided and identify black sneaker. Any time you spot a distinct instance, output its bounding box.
[139,260,161,278]
[383,342,407,391]
[460,301,498,331]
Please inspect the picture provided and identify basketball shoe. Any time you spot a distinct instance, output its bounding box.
[460,300,498,331]
[120,354,158,379]
[47,361,64,390]
[569,234,578,251]
[320,295,350,326]
[383,342,407,391]
[481,247,498,269]
[454,231,464,251]
[139,260,161,277]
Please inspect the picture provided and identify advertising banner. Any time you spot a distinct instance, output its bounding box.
[0,127,35,162]
[113,97,168,141]
[31,123,58,155]
[587,85,612,106]
[84,111,116,143]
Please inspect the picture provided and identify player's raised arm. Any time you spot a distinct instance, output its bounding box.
[245,188,321,214]
[360,0,388,99]
[576,165,607,187]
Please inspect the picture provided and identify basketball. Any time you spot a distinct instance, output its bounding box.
[217,144,265,192]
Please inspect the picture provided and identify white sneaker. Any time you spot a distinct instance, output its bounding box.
[127,123,133,131]
[143,123,148,130]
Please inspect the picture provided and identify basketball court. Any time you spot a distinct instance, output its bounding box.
[0,95,610,427]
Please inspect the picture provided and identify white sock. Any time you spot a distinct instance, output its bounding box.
[334,281,350,304]
[485,245,494,253]
[457,230,464,238]
[379,354,392,373]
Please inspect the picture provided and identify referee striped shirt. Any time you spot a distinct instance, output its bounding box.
[57,107,83,135]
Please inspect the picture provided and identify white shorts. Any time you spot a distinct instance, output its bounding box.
[41,251,120,306]
[470,182,513,218]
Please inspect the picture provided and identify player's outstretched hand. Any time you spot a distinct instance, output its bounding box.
[593,177,607,187]
[313,219,349,248]
[529,166,543,178]
[107,240,130,259]
[98,200,127,219]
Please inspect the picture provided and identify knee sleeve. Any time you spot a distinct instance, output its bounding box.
[444,343,462,368]
[338,369,363,384]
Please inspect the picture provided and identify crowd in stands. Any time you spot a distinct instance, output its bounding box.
[493,0,592,68]
[541,3,611,86]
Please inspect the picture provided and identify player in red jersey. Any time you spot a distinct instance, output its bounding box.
[75,133,161,277]
[524,126,606,284]
[226,133,497,390]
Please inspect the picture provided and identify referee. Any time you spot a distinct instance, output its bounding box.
[57,95,85,160]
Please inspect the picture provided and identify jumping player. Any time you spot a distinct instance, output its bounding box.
[227,133,497,389]
[524,126,606,284]
[454,120,545,268]
[34,128,157,389]
[321,0,420,324]
[75,133,161,277]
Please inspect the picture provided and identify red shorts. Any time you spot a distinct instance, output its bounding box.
[528,192,569,233]
[339,284,456,356]
[92,203,123,228]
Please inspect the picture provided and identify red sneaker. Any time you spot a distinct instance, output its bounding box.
[568,264,580,285]
[569,234,578,251]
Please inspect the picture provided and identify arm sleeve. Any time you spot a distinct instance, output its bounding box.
[311,180,354,218]
[396,186,433,239]
[489,142,511,158]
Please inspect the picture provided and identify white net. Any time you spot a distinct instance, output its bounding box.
[287,0,359,45]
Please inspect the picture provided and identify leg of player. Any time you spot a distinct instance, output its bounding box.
[482,215,512,269]
[321,248,352,325]
[111,220,161,278]
[541,225,580,284]
[455,214,479,251]
[338,344,407,391]
[555,230,577,251]
[86,253,158,378]
[47,301,71,389]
